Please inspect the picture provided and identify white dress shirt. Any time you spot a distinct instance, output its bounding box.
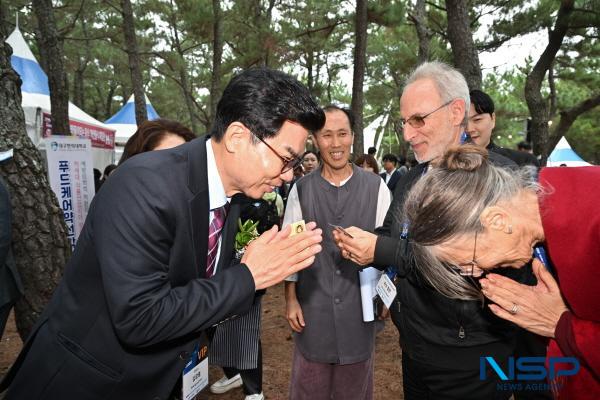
[384,169,396,184]
[206,139,230,275]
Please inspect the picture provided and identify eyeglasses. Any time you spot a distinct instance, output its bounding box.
[452,230,484,278]
[250,131,303,174]
[400,100,454,129]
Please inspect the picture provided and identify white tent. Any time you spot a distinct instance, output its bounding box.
[7,27,116,171]
[547,137,592,167]
[105,94,160,162]
[363,115,387,155]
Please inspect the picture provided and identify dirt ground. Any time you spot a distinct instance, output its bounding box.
[0,282,403,399]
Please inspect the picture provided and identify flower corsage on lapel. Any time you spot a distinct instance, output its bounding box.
[234,218,259,260]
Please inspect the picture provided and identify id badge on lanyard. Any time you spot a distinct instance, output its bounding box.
[182,335,209,400]
[533,245,554,275]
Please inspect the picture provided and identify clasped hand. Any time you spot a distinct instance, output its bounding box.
[242,222,323,290]
[480,259,569,338]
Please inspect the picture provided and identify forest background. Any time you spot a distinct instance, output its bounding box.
[3,0,600,162]
[0,0,598,339]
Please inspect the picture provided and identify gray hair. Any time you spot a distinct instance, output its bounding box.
[403,145,540,301]
[405,61,470,127]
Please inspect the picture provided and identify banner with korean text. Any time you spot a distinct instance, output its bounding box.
[42,112,115,149]
[45,137,95,250]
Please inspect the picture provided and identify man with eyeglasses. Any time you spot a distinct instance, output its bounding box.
[283,105,391,400]
[333,62,535,400]
[1,68,325,400]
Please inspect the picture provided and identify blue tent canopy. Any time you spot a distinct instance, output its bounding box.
[547,137,592,167]
[105,96,160,125]
[11,55,50,95]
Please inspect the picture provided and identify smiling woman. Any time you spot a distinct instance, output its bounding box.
[403,144,600,398]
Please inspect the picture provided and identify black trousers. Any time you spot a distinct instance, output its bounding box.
[223,340,262,395]
[402,353,513,400]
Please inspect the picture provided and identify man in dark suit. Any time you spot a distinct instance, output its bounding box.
[379,153,404,192]
[0,169,23,338]
[0,68,325,400]
[467,90,540,167]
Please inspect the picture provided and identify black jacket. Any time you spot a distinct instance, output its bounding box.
[487,142,539,167]
[0,177,23,310]
[373,152,535,370]
[379,169,404,193]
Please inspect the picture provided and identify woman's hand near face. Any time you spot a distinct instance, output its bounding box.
[480,259,569,338]
[332,226,377,266]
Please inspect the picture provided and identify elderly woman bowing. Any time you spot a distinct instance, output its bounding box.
[395,145,598,399]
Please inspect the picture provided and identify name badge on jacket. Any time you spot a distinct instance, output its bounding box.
[376,273,397,309]
[182,336,209,400]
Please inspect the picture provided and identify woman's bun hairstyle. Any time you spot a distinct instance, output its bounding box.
[441,144,489,172]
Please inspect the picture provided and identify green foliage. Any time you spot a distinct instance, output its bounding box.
[3,0,597,160]
[235,218,259,251]
[482,69,529,148]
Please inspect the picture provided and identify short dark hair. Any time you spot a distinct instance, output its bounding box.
[322,104,355,132]
[517,141,532,151]
[120,119,196,163]
[103,164,118,178]
[382,153,398,164]
[210,67,325,142]
[367,146,376,155]
[302,150,318,160]
[469,89,495,116]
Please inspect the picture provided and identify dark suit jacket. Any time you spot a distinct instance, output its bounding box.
[379,169,403,193]
[372,151,530,369]
[1,138,256,399]
[0,177,23,310]
[487,142,539,167]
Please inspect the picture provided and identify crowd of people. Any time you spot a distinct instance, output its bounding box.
[0,62,597,400]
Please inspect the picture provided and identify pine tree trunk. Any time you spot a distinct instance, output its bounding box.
[306,50,314,92]
[166,0,199,135]
[72,18,91,111]
[445,0,482,90]
[351,0,367,158]
[524,0,574,164]
[0,10,71,340]
[73,64,85,110]
[414,0,430,64]
[121,0,147,125]
[210,0,223,126]
[32,0,71,135]
[105,83,116,121]
[179,67,199,134]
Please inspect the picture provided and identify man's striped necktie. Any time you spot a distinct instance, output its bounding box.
[205,205,228,278]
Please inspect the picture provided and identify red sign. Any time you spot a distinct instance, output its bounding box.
[42,113,115,149]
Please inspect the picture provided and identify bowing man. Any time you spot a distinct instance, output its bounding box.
[0,68,324,400]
